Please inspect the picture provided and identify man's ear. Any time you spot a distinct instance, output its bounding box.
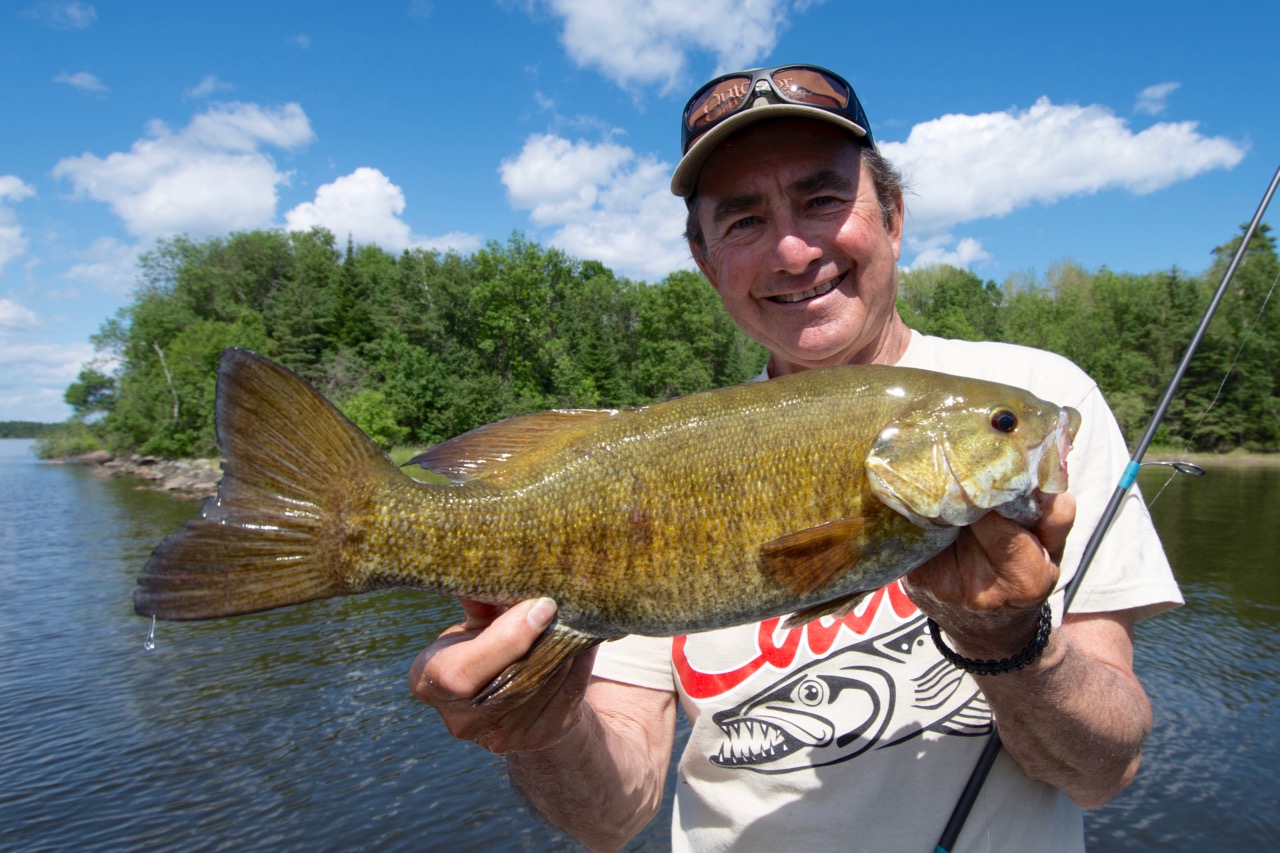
[888,198,904,262]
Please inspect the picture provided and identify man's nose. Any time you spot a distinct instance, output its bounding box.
[772,226,822,274]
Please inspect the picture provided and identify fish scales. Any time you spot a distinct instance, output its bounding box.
[135,349,1079,702]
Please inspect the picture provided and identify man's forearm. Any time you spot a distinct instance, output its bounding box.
[507,680,676,853]
[968,613,1151,808]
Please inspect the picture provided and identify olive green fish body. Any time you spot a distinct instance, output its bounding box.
[136,350,1079,701]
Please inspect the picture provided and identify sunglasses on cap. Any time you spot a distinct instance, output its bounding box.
[680,64,874,155]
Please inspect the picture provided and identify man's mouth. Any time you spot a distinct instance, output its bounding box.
[769,275,841,304]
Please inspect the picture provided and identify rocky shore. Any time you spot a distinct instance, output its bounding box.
[67,450,223,500]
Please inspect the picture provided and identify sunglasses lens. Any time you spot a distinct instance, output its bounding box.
[769,67,849,110]
[685,76,753,134]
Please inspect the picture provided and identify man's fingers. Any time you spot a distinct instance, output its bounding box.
[411,597,558,702]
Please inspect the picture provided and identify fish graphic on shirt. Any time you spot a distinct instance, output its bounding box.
[708,616,991,773]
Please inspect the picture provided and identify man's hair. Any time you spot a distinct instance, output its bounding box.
[683,146,906,259]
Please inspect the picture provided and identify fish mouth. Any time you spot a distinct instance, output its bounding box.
[711,709,834,767]
[769,273,843,304]
[711,717,812,767]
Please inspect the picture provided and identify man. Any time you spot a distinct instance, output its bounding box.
[410,65,1182,852]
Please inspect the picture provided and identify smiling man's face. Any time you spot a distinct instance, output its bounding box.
[691,118,908,375]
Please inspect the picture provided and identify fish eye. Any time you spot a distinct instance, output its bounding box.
[990,409,1018,433]
[796,679,827,707]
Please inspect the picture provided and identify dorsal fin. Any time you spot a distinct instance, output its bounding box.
[758,517,870,596]
[406,408,623,482]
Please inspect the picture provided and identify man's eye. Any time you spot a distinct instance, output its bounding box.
[730,216,759,230]
[811,196,838,208]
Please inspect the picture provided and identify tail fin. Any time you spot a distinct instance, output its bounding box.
[134,348,401,621]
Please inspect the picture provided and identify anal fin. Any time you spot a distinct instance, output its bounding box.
[474,621,606,705]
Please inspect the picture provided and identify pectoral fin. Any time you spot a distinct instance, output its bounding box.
[759,517,870,597]
[781,590,874,631]
[474,621,607,705]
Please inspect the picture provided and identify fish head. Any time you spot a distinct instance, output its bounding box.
[864,380,1081,529]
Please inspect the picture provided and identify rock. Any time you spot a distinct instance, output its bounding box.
[77,450,114,466]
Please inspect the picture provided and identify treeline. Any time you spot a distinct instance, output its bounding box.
[53,223,1278,460]
[897,225,1279,450]
[58,230,766,458]
[0,421,60,439]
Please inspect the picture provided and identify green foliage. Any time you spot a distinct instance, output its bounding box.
[75,230,765,458]
[0,421,62,439]
[70,221,1278,460]
[32,422,104,458]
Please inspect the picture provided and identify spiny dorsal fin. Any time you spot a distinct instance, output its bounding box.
[781,590,874,631]
[406,409,624,482]
[758,517,870,597]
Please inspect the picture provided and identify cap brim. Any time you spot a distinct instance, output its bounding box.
[671,101,871,198]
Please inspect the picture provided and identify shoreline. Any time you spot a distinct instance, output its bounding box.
[52,451,222,499]
[52,447,1280,500]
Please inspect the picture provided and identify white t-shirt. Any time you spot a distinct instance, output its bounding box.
[592,331,1182,852]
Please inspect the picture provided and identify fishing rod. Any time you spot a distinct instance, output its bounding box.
[934,163,1280,853]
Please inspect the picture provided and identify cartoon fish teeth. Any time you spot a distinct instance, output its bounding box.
[714,720,798,767]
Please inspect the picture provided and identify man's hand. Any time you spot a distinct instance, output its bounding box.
[905,493,1075,659]
[408,597,598,755]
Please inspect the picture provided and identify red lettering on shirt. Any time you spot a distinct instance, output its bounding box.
[673,581,918,699]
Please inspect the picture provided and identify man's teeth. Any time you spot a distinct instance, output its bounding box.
[772,279,837,303]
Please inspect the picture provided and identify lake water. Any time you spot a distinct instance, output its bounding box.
[1,438,1277,850]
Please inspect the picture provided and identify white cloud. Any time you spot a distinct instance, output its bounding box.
[289,33,311,49]
[883,96,1246,237]
[0,298,40,331]
[184,75,232,99]
[63,237,144,296]
[52,102,314,239]
[21,1,96,30]
[54,70,107,94]
[0,339,97,422]
[904,235,991,271]
[0,176,36,273]
[501,133,691,280]
[284,167,482,255]
[1135,82,1180,116]
[543,0,795,93]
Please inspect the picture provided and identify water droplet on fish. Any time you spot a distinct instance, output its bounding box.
[144,614,157,651]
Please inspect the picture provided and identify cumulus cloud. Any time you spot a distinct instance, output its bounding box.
[904,235,991,271]
[0,176,36,273]
[52,102,314,239]
[184,75,232,99]
[54,70,107,94]
[0,339,97,422]
[501,133,691,280]
[63,237,144,296]
[1135,82,1180,116]
[284,167,481,255]
[542,0,796,93]
[0,298,40,331]
[883,96,1246,237]
[21,1,96,30]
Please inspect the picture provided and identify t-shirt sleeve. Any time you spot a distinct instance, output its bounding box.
[591,634,677,691]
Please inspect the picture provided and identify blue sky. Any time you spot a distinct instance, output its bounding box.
[2,0,1276,422]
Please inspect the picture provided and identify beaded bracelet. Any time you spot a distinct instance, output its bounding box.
[927,601,1053,676]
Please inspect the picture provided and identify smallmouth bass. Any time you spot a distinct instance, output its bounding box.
[135,349,1080,701]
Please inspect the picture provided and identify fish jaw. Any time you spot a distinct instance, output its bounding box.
[865,401,1081,530]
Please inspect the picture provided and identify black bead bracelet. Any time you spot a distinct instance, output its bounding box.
[927,601,1053,676]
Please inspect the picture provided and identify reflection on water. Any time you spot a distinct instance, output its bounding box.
[1087,464,1280,849]
[1,440,1276,850]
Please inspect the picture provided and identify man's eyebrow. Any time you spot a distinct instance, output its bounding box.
[792,170,855,195]
[710,193,764,225]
